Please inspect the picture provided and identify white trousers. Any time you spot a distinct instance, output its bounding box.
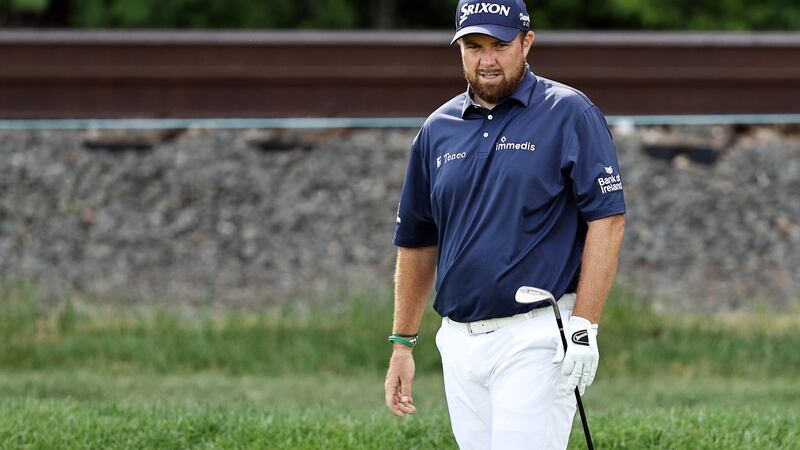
[435,294,578,450]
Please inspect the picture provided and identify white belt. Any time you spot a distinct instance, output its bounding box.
[445,293,576,336]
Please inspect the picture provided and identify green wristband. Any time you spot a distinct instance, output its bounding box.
[388,335,417,348]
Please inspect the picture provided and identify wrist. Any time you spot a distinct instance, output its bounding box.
[388,333,418,348]
[568,315,599,347]
[391,332,418,338]
[392,343,414,353]
[570,315,593,327]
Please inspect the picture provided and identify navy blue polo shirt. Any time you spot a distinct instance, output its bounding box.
[393,68,626,322]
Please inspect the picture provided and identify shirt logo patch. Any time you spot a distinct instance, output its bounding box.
[459,3,511,26]
[437,152,467,168]
[598,165,623,194]
[495,135,536,152]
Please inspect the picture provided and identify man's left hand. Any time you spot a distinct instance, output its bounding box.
[552,316,599,396]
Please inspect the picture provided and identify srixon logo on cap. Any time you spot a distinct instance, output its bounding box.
[459,2,512,26]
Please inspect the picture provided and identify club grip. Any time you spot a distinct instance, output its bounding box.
[555,316,568,349]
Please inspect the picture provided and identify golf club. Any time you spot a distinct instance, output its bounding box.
[515,286,594,450]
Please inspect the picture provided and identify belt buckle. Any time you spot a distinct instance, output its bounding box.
[466,321,494,336]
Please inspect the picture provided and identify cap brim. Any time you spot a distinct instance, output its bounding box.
[450,25,520,45]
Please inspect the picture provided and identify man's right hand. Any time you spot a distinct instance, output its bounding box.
[384,345,417,417]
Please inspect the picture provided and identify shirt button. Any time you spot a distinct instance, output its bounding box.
[488,115,493,120]
[483,132,489,138]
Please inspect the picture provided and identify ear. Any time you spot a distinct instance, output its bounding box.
[522,31,535,58]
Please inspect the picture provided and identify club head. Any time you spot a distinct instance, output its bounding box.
[515,286,556,304]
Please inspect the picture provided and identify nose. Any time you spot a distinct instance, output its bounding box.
[479,49,498,67]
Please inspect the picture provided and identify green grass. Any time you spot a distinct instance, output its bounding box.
[0,371,797,449]
[1,282,799,448]
[2,282,800,378]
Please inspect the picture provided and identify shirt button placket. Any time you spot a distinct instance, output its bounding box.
[478,110,498,158]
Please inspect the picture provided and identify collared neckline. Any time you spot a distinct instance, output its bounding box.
[460,66,537,119]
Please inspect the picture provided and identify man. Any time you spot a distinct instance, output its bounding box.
[384,0,625,448]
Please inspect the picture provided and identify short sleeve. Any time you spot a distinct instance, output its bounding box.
[393,134,439,247]
[565,106,626,221]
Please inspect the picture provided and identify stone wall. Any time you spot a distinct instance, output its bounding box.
[1,125,798,310]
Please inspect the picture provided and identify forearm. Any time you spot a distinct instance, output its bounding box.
[572,214,625,324]
[392,246,437,336]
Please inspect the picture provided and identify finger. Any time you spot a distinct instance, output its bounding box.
[391,397,406,417]
[386,379,407,417]
[397,393,415,409]
[390,400,405,417]
[567,360,583,393]
[399,381,414,404]
[578,365,590,395]
[398,402,417,414]
[560,353,575,376]
[581,363,591,388]
[390,396,405,417]
[384,379,398,411]
[587,359,598,386]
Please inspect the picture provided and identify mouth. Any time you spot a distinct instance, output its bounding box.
[479,71,502,81]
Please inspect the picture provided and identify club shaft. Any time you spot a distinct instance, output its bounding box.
[549,298,594,450]
[575,390,594,450]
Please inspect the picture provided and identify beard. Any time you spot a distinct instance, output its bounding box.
[463,56,527,105]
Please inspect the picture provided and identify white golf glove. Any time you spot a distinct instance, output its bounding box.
[552,315,599,396]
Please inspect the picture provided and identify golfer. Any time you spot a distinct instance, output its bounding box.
[384,0,626,448]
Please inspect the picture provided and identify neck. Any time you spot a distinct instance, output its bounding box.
[468,67,528,111]
[472,93,498,110]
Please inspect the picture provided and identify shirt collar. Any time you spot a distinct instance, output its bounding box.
[460,65,537,118]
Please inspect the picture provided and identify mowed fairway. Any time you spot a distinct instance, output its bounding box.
[1,285,799,449]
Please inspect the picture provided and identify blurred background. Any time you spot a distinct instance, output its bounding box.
[0,1,799,448]
[3,0,800,29]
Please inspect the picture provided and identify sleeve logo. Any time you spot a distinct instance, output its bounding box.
[597,164,623,194]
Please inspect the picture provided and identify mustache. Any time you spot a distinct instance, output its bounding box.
[462,58,526,104]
